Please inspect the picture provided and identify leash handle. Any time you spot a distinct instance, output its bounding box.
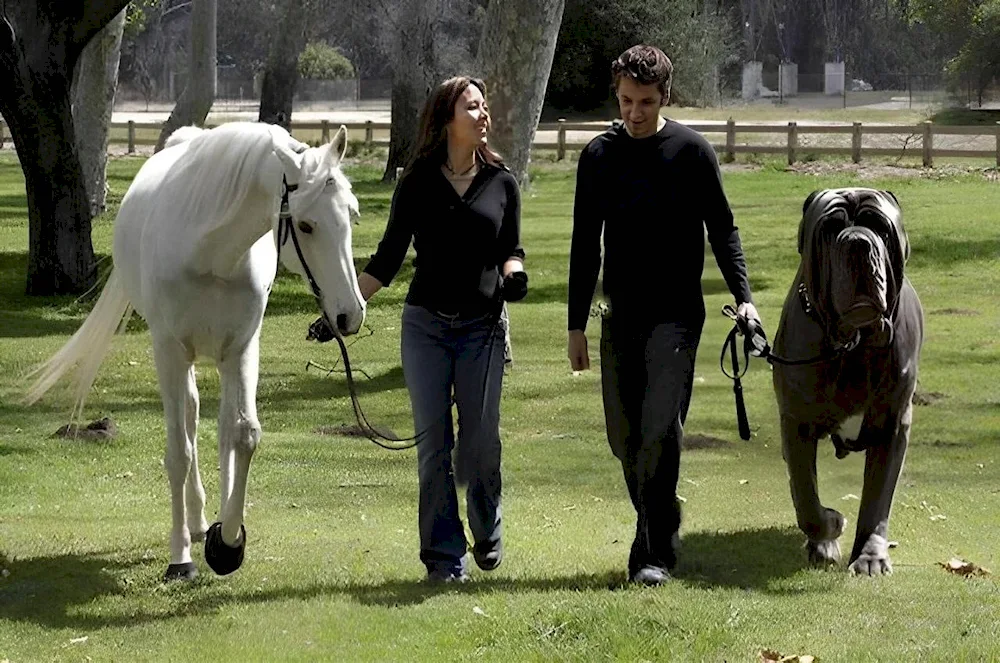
[728,326,752,441]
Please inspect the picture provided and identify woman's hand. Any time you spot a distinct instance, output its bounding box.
[358,271,383,302]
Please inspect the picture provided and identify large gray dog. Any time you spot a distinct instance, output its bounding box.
[772,187,923,576]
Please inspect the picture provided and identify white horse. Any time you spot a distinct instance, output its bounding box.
[25,121,366,580]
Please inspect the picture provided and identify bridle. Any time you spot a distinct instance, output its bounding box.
[277,178,506,451]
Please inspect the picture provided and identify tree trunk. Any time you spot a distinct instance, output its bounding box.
[381,0,449,182]
[155,0,218,152]
[383,81,426,182]
[0,0,132,295]
[476,0,566,189]
[73,9,126,218]
[258,0,310,131]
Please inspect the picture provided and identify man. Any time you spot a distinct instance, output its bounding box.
[567,44,762,585]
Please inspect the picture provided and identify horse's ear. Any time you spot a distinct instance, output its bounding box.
[330,125,348,164]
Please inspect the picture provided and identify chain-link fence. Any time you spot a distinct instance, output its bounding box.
[115,70,391,112]
[729,70,962,111]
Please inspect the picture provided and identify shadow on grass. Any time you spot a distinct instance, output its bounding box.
[674,525,811,591]
[0,527,819,630]
[0,252,136,339]
[0,550,149,630]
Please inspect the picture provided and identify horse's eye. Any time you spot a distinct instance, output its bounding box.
[297,221,314,235]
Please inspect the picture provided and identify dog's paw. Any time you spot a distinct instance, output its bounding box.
[806,537,842,566]
[849,534,892,576]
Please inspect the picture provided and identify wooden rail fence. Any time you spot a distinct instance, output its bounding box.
[2,118,999,168]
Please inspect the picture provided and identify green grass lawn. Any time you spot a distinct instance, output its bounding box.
[1,151,999,661]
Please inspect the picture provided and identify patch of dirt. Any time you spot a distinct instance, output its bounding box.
[786,160,1000,182]
[913,390,947,406]
[315,423,401,439]
[720,163,764,173]
[929,308,980,317]
[53,417,117,441]
[316,424,368,437]
[683,433,731,450]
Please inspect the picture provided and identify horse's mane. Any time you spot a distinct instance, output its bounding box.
[155,122,286,237]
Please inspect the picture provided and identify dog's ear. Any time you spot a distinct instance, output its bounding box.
[884,190,900,207]
[803,190,822,216]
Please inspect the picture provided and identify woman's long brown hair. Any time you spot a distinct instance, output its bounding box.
[406,76,504,175]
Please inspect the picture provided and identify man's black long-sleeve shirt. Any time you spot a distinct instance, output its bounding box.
[364,161,524,316]
[567,120,752,331]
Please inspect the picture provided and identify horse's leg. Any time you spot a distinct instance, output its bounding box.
[184,365,209,543]
[781,414,846,565]
[204,331,260,576]
[153,338,200,581]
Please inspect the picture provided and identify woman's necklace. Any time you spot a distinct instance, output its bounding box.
[444,158,478,178]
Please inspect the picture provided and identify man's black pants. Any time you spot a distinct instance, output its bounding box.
[600,313,701,575]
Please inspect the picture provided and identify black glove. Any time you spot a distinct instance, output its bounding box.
[306,315,335,343]
[501,271,528,302]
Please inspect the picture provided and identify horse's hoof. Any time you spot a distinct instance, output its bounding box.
[163,562,198,582]
[204,521,246,576]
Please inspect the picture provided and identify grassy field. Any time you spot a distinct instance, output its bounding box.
[1,150,999,661]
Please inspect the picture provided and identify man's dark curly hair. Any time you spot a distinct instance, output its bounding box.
[611,45,672,101]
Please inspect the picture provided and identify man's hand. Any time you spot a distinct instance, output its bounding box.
[737,302,768,357]
[568,329,590,371]
[737,301,762,328]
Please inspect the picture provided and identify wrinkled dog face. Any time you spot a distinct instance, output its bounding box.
[799,188,908,344]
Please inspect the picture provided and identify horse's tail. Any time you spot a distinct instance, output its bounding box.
[24,269,134,421]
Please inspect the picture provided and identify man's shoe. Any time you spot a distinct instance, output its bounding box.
[473,539,503,571]
[630,565,670,586]
[426,568,469,584]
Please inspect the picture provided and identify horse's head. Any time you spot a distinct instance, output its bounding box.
[271,125,365,335]
[798,187,908,346]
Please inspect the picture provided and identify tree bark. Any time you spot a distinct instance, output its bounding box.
[73,9,126,218]
[258,0,310,131]
[381,0,449,182]
[155,0,218,152]
[476,0,566,188]
[0,0,132,295]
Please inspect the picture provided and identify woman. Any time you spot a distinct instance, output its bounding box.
[360,76,527,583]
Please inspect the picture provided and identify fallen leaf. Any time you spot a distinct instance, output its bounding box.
[841,493,860,501]
[930,514,947,521]
[677,494,688,503]
[976,463,985,470]
[739,479,749,485]
[70,636,89,644]
[939,557,991,578]
[472,606,488,617]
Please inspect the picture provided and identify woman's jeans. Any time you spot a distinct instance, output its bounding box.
[401,303,506,575]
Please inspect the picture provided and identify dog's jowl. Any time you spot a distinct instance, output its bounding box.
[771,188,924,576]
